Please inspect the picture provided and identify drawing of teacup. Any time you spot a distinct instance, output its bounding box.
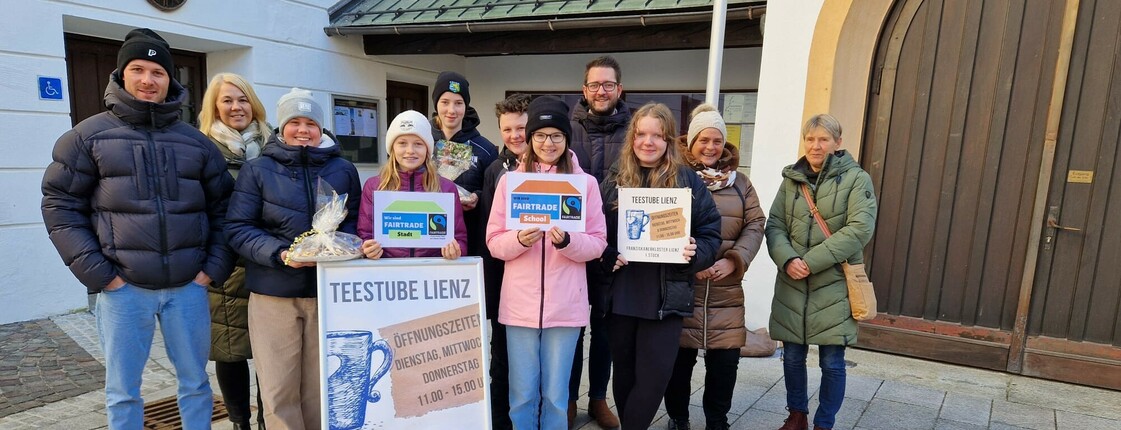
[625,209,651,240]
[326,330,393,430]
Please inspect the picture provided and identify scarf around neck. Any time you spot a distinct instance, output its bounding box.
[210,121,266,161]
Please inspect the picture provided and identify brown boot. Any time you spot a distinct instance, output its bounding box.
[588,398,620,429]
[568,400,577,429]
[778,409,808,430]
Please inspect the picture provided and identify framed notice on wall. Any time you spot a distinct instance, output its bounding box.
[318,258,489,430]
[332,95,380,164]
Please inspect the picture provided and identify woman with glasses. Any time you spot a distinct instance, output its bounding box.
[486,97,607,430]
[599,102,722,429]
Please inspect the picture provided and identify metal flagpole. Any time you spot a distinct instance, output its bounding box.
[705,0,728,105]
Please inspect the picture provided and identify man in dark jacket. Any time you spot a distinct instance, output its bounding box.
[41,28,235,430]
[566,55,631,429]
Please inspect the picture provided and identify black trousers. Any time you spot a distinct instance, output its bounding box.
[489,319,513,430]
[608,314,683,430]
[664,347,741,426]
[570,312,612,401]
[214,360,264,427]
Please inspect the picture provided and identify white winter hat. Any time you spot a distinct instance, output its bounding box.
[385,110,435,154]
[687,104,728,149]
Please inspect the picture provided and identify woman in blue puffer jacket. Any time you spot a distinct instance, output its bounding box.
[224,88,361,429]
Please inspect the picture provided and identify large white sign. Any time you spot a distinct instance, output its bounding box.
[617,187,692,263]
[372,191,457,249]
[504,172,588,232]
[318,258,489,430]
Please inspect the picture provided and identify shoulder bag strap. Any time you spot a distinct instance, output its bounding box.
[800,184,832,239]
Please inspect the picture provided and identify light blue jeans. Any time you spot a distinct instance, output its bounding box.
[96,282,212,430]
[506,325,580,430]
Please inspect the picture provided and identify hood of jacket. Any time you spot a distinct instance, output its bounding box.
[570,98,632,135]
[105,70,188,129]
[514,150,586,175]
[782,150,861,186]
[261,130,341,166]
[432,106,485,143]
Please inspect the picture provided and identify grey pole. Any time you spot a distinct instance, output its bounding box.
[705,0,729,105]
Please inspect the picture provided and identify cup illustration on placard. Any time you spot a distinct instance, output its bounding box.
[625,209,651,240]
[327,330,393,430]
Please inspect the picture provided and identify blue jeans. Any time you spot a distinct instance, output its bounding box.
[782,343,846,429]
[96,282,212,430]
[507,325,580,430]
[570,313,611,401]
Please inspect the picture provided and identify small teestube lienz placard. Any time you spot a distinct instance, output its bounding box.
[373,191,456,249]
[504,172,588,232]
[318,258,489,430]
[617,187,692,263]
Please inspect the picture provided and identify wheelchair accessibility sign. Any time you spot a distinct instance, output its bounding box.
[38,77,64,101]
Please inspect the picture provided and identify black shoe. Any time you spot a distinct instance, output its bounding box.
[231,422,252,430]
[705,421,730,430]
[668,417,691,430]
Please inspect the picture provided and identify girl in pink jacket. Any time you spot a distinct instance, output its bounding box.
[486,97,607,430]
[358,110,467,259]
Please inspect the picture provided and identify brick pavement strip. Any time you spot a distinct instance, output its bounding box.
[0,318,105,419]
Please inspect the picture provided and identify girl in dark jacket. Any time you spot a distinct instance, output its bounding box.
[662,105,767,430]
[198,72,271,430]
[600,102,722,429]
[358,110,467,259]
[225,88,361,429]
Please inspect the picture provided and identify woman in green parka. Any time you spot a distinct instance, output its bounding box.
[766,114,876,430]
[198,72,270,430]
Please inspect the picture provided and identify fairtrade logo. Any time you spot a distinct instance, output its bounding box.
[560,195,582,220]
[427,214,448,236]
[449,81,461,93]
[147,49,157,56]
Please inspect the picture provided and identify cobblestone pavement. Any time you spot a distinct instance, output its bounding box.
[0,316,104,419]
[1,309,1119,429]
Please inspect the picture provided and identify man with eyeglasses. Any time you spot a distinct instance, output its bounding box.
[566,54,631,430]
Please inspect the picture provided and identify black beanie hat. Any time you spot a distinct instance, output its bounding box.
[432,71,470,105]
[526,96,572,141]
[117,28,174,75]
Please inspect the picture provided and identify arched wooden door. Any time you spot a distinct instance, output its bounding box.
[860,0,1121,389]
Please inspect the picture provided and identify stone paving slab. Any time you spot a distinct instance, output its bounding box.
[857,398,939,430]
[990,399,1056,430]
[0,317,104,419]
[939,391,992,427]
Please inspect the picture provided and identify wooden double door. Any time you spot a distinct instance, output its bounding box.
[861,0,1121,390]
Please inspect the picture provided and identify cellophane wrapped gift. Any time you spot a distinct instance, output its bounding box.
[434,139,476,201]
[286,178,363,262]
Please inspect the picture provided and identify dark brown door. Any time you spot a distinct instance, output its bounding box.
[387,80,429,123]
[64,33,206,126]
[860,0,1068,370]
[1021,0,1121,389]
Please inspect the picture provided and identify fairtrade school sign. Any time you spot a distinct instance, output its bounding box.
[504,172,587,232]
[617,187,692,263]
[318,258,489,430]
[372,191,456,248]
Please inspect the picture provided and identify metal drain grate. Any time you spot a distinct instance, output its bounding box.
[143,395,230,429]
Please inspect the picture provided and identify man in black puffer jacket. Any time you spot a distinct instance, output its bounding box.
[566,55,632,429]
[40,28,235,430]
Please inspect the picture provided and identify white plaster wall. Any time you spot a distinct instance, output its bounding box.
[741,1,825,329]
[0,0,460,324]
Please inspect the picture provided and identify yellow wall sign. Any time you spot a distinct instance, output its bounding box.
[1067,170,1093,184]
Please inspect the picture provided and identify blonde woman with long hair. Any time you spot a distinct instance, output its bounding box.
[197,72,270,430]
[598,102,722,429]
[357,110,467,259]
